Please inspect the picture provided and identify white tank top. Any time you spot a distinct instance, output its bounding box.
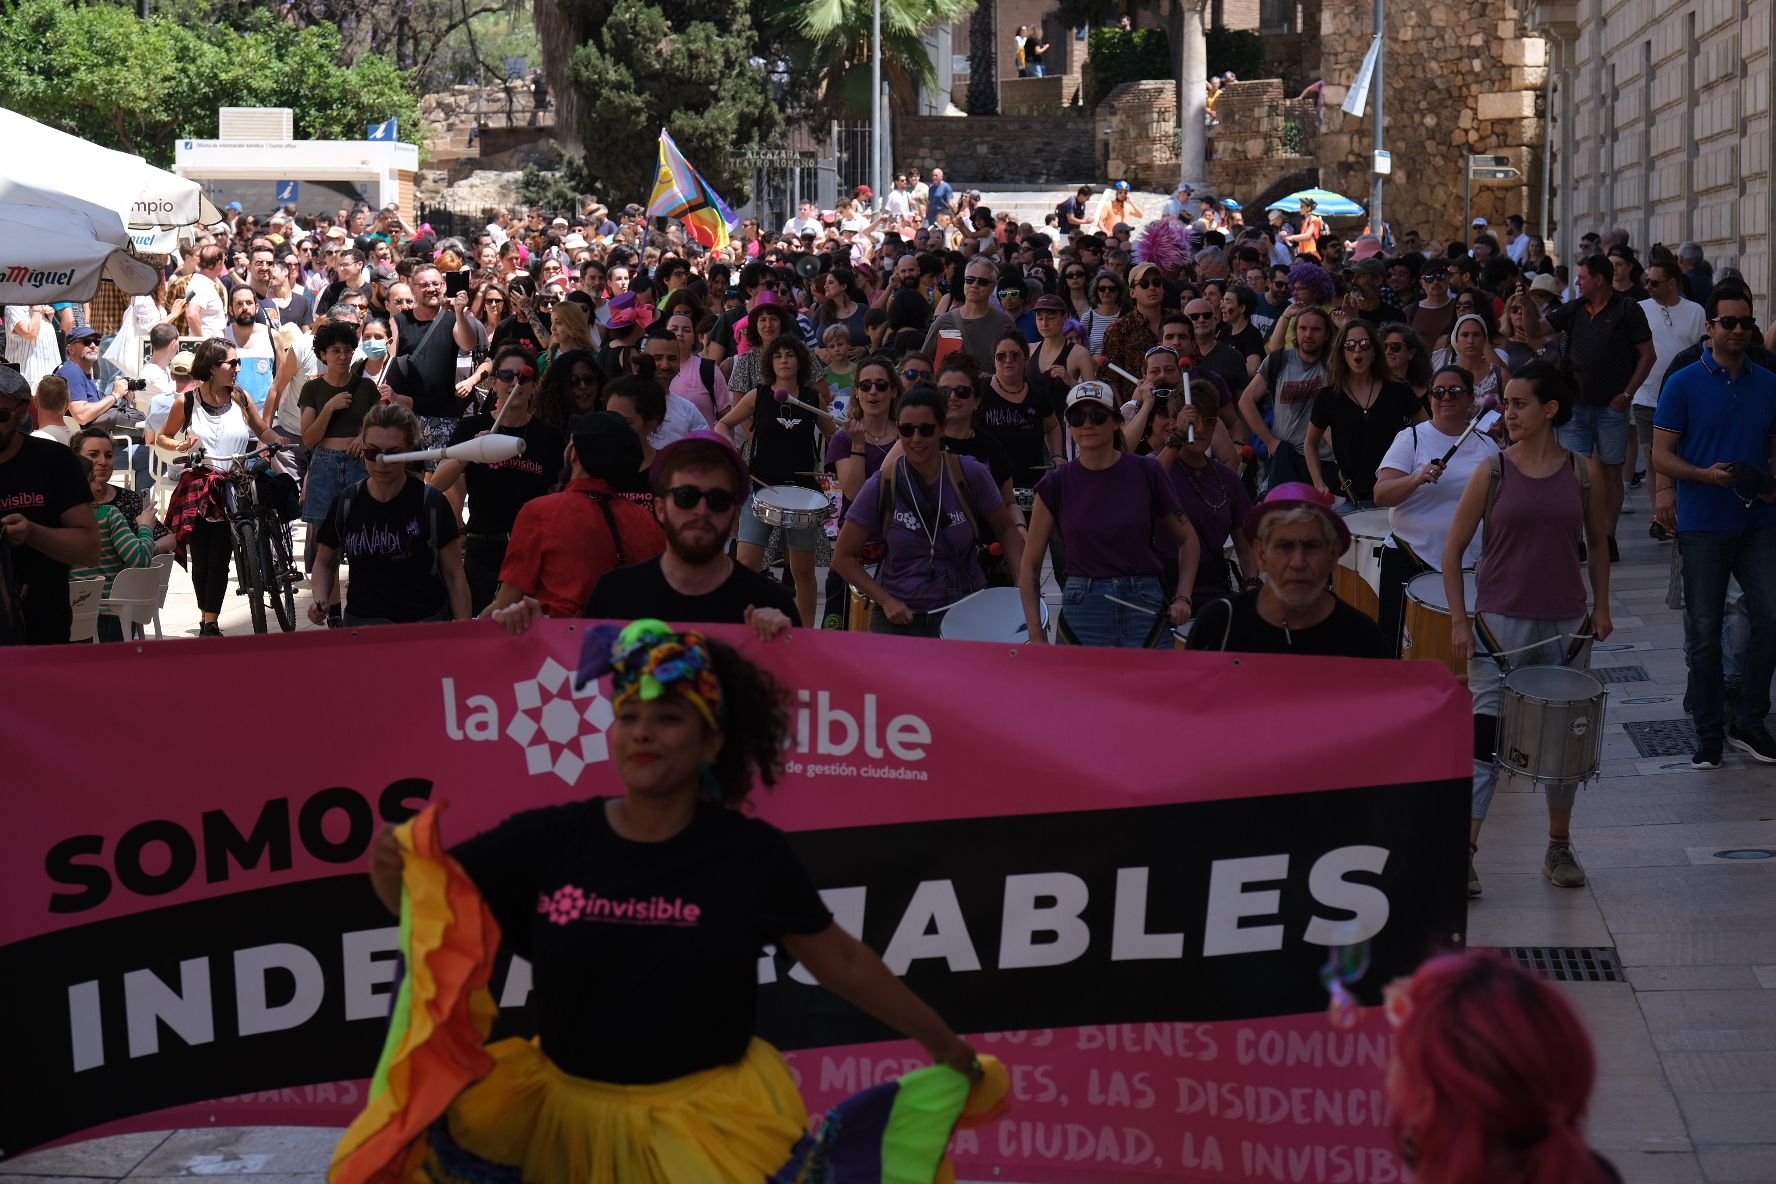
[188,393,253,469]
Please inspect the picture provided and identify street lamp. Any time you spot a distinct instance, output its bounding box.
[871,0,883,212]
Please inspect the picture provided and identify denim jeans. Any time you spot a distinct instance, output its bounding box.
[1055,575,1168,648]
[1682,578,1750,690]
[1680,523,1776,739]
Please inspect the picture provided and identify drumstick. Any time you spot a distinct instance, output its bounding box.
[1438,409,1502,466]
[772,388,827,417]
[1485,632,1595,660]
[1105,361,1141,385]
[1104,594,1159,615]
[1182,372,1195,444]
[751,473,771,490]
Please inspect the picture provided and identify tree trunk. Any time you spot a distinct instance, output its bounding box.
[966,2,996,115]
[1173,0,1207,187]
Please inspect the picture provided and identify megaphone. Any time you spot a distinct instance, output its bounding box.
[379,434,528,466]
[794,253,823,281]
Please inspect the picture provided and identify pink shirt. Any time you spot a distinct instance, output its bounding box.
[670,358,731,425]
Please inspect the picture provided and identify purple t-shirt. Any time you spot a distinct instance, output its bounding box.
[1036,452,1182,579]
[1157,455,1251,598]
[824,430,892,481]
[844,456,1004,612]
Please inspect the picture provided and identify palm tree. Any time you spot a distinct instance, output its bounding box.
[965,1,996,114]
[776,0,978,119]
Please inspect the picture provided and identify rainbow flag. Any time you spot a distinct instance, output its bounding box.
[646,128,738,249]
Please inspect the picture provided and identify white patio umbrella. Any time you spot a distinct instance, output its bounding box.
[0,108,223,252]
[0,203,160,302]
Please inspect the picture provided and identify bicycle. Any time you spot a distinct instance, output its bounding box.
[175,445,301,633]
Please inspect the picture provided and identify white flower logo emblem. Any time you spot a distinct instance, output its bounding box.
[506,657,614,783]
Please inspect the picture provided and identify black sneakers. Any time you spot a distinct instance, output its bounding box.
[1607,535,1621,563]
[1692,738,1724,770]
[1726,725,1776,764]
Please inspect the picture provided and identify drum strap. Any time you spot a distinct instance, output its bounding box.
[1392,538,1433,574]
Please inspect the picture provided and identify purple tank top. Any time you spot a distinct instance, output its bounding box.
[1476,453,1587,620]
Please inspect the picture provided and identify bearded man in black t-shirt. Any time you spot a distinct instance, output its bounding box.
[492,432,797,639]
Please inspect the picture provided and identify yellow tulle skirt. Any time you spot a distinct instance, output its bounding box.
[433,1035,807,1184]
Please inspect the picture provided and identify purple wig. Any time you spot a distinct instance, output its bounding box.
[1134,217,1193,273]
[1287,260,1336,304]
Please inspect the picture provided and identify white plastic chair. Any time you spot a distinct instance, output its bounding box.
[148,443,183,518]
[67,577,104,643]
[99,565,160,641]
[147,553,174,639]
[110,433,137,492]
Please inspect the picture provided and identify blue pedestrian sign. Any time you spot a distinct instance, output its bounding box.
[367,119,398,142]
[275,180,299,204]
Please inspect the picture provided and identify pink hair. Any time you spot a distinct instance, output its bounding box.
[1388,953,1606,1184]
[1134,217,1192,272]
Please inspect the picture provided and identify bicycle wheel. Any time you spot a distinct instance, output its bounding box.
[238,520,268,634]
[269,522,297,632]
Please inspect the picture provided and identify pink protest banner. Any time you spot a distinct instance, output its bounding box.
[4,622,1469,1180]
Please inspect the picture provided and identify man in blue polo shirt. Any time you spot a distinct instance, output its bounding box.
[1653,287,1776,768]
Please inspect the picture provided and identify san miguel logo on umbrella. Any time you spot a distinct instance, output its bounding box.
[646,128,739,249]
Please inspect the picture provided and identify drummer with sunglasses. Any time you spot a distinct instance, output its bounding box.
[431,347,568,614]
[1372,364,1498,656]
[1021,381,1199,647]
[833,388,1024,636]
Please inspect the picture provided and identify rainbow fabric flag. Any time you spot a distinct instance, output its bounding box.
[646,128,738,249]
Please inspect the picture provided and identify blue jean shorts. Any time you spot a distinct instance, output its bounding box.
[1055,574,1169,648]
[1558,405,1627,467]
[303,446,368,522]
[737,490,823,551]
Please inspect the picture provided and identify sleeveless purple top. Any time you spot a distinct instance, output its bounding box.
[1476,453,1587,620]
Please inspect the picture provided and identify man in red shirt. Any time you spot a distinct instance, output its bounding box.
[487,412,665,619]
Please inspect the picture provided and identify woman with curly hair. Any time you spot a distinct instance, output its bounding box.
[345,619,991,1184]
[535,347,604,436]
[1387,952,1623,1184]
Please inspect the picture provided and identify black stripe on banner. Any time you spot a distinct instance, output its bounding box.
[1,782,1465,1157]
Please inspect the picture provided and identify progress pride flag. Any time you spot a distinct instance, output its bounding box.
[2,623,1470,1180]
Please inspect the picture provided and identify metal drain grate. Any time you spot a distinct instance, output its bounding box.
[1624,718,1700,757]
[1593,664,1650,684]
[1495,946,1626,983]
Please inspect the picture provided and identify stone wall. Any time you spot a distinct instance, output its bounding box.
[1316,0,1545,242]
[1529,0,1771,305]
[1097,81,1178,191]
[894,115,1096,183]
[1203,80,1319,201]
[1000,74,1084,114]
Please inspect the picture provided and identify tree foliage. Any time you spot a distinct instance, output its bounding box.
[0,0,419,165]
[1083,26,1172,107]
[1206,26,1264,82]
[965,2,996,114]
[550,0,780,205]
[771,0,975,119]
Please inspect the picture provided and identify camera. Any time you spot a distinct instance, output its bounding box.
[125,378,148,392]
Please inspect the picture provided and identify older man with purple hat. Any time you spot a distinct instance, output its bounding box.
[1186,481,1389,656]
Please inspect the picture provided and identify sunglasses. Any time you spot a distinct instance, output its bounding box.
[962,276,995,286]
[1343,339,1374,352]
[1066,405,1113,427]
[667,485,739,512]
[897,421,939,438]
[855,378,892,392]
[901,368,932,381]
[1428,385,1471,400]
[494,367,535,383]
[1186,311,1216,321]
[536,298,560,309]
[1712,315,1756,330]
[1383,341,1408,354]
[361,447,402,463]
[1423,272,1449,282]
[994,351,1025,362]
[1065,271,1086,280]
[219,358,242,368]
[941,384,976,399]
[1133,277,1165,289]
[568,372,600,387]
[1096,286,1119,294]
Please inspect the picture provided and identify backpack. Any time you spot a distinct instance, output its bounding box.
[334,479,448,577]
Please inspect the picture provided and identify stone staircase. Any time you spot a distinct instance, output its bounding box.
[970,186,1173,230]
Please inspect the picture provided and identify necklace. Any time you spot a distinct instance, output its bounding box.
[905,462,945,577]
[1347,376,1381,416]
[994,375,1029,399]
[862,421,896,446]
[1179,458,1229,512]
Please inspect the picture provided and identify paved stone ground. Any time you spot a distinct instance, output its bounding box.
[10,477,1773,1182]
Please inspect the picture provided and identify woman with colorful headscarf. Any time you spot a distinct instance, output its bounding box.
[337,619,1003,1184]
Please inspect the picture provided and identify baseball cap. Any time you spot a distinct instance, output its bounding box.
[650,429,750,495]
[169,350,196,377]
[1032,294,1068,314]
[1065,380,1117,411]
[1471,217,1488,228]
[0,365,29,402]
[855,185,873,199]
[67,324,101,343]
[1176,181,1194,193]
[1244,482,1351,556]
[1422,263,1451,279]
[1351,258,1386,277]
[370,263,400,285]
[225,201,243,213]
[723,285,745,302]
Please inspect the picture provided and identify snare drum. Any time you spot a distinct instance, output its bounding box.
[939,587,1049,643]
[751,484,833,531]
[1172,620,1194,650]
[1497,665,1606,785]
[1401,570,1477,679]
[1333,509,1392,619]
